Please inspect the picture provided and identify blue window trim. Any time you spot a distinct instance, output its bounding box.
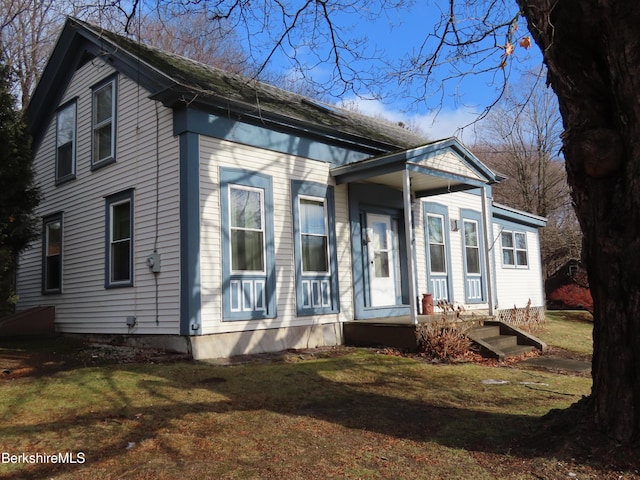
[55,99,77,185]
[220,168,276,320]
[104,188,134,288]
[90,75,118,171]
[423,202,453,302]
[42,212,63,295]
[291,180,339,316]
[460,208,486,303]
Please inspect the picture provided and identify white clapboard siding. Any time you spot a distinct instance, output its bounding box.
[16,60,181,334]
[198,136,352,335]
[492,224,545,308]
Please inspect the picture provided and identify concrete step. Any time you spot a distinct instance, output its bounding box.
[482,334,518,350]
[467,322,542,361]
[501,344,535,357]
[467,325,500,340]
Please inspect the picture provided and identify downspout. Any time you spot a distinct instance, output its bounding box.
[403,168,418,325]
[480,186,495,316]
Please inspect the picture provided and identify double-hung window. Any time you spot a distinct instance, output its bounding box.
[299,197,329,273]
[501,231,528,267]
[42,213,63,294]
[427,214,446,274]
[56,102,76,183]
[229,186,265,273]
[463,220,481,275]
[106,190,133,287]
[92,77,117,168]
[291,181,338,316]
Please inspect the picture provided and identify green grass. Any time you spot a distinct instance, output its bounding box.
[0,314,632,479]
[538,310,593,355]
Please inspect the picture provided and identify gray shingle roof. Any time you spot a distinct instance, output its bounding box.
[72,18,427,152]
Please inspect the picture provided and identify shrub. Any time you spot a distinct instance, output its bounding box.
[415,319,472,361]
[549,284,593,312]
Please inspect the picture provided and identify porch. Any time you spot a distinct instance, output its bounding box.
[343,315,547,359]
[342,314,486,352]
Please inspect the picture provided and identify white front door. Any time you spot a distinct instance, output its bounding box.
[367,213,399,306]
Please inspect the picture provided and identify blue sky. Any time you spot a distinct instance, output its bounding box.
[240,1,544,144]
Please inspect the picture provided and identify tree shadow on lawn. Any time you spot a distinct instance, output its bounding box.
[0,350,636,479]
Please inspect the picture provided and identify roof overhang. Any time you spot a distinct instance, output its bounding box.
[492,202,547,228]
[330,137,501,196]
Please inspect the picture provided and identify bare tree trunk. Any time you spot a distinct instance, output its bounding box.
[518,0,640,443]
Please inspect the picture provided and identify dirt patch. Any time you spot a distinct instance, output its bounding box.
[0,336,190,380]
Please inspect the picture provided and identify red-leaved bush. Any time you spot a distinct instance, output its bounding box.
[549,284,593,312]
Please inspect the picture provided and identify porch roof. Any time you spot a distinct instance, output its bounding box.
[330,137,503,195]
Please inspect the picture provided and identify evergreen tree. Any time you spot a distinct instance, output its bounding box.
[0,53,39,315]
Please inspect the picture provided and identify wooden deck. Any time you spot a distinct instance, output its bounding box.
[343,314,489,352]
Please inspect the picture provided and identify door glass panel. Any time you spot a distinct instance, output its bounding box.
[375,251,390,277]
[372,222,387,250]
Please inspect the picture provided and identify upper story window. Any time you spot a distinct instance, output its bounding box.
[92,77,117,169]
[501,231,529,267]
[56,102,76,184]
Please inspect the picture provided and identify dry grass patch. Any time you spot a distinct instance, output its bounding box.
[0,337,636,479]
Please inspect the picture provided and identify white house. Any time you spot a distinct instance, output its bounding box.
[16,18,546,358]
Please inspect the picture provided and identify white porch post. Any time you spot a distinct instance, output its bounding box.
[402,168,419,325]
[480,186,495,315]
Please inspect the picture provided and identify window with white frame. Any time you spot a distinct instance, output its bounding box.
[427,214,446,274]
[229,185,265,272]
[92,78,116,167]
[463,219,481,274]
[299,196,329,273]
[501,231,528,267]
[106,190,133,287]
[56,102,76,183]
[43,214,62,293]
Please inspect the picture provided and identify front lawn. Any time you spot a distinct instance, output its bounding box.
[0,314,635,479]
